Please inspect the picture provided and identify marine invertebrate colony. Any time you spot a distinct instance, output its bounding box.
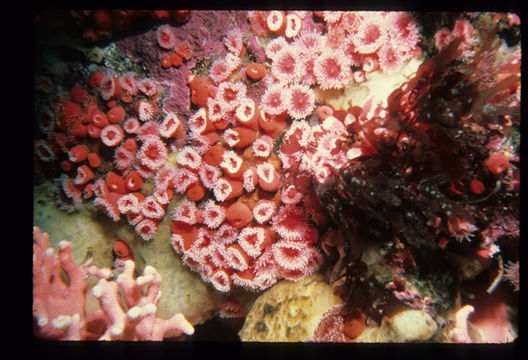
[34,10,519,343]
[33,227,194,340]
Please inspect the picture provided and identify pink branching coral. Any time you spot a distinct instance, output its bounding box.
[90,260,194,340]
[33,227,98,340]
[33,227,194,340]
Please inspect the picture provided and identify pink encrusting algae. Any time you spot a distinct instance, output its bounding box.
[34,10,519,343]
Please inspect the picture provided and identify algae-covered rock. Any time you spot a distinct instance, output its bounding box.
[239,273,342,342]
[33,179,224,326]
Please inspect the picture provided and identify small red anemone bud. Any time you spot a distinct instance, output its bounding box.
[125,170,143,191]
[220,150,246,178]
[226,244,252,271]
[238,226,275,258]
[187,182,206,201]
[470,179,485,195]
[438,237,449,249]
[107,172,127,194]
[333,110,347,122]
[170,52,183,67]
[226,201,253,228]
[69,145,90,163]
[304,226,319,245]
[161,55,172,68]
[203,131,221,145]
[246,62,268,81]
[61,160,72,171]
[190,80,209,108]
[69,87,88,104]
[174,41,192,60]
[317,105,334,121]
[186,73,199,86]
[88,153,101,168]
[93,10,112,29]
[113,239,132,258]
[88,71,105,89]
[259,110,287,138]
[92,110,109,128]
[257,163,281,192]
[83,183,94,199]
[213,118,230,130]
[343,310,366,340]
[171,10,191,24]
[484,152,510,175]
[74,165,94,185]
[87,124,102,138]
[107,106,125,124]
[284,13,302,38]
[72,123,88,137]
[223,127,257,148]
[170,10,191,24]
[151,10,170,21]
[172,221,199,251]
[82,28,98,43]
[214,177,244,202]
[101,125,124,147]
[267,11,286,34]
[124,137,137,152]
[204,145,227,167]
[236,98,260,131]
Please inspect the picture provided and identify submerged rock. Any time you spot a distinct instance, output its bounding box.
[354,309,438,342]
[33,179,225,326]
[239,273,342,342]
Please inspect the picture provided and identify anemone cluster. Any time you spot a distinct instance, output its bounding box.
[34,10,520,343]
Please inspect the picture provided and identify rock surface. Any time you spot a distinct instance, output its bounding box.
[239,273,342,342]
[33,179,225,325]
[353,309,438,342]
